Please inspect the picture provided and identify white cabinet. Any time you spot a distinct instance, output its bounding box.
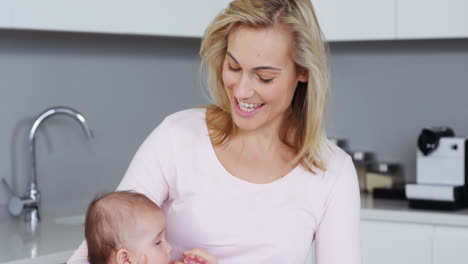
[0,0,12,28]
[10,0,230,37]
[397,0,468,39]
[311,0,468,41]
[307,221,468,264]
[4,0,468,40]
[311,0,396,41]
[306,221,434,264]
[361,220,433,264]
[433,226,468,264]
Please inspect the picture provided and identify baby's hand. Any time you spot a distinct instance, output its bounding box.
[182,248,218,264]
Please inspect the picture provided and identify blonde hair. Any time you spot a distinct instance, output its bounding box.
[200,0,329,173]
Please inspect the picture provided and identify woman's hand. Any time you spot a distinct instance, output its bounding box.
[182,248,218,264]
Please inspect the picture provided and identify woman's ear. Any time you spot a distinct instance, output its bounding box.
[116,249,131,264]
[297,68,309,83]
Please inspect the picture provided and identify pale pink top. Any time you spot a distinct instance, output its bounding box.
[68,108,360,264]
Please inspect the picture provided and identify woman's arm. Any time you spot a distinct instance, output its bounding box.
[115,117,174,205]
[67,118,174,264]
[67,241,88,264]
[314,157,361,264]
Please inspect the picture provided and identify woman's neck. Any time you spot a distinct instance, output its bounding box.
[234,118,285,154]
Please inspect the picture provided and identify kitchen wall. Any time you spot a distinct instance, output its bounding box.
[326,39,468,181]
[0,30,206,219]
[1,29,467,219]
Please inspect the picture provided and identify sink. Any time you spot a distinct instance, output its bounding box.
[53,215,85,226]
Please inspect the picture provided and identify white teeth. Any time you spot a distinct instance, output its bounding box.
[238,101,262,108]
[237,100,263,112]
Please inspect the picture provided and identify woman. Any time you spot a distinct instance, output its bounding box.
[69,0,360,263]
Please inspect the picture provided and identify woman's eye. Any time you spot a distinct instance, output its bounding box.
[258,76,274,83]
[155,240,162,246]
[228,65,241,72]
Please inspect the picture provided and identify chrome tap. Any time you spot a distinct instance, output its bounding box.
[3,106,92,229]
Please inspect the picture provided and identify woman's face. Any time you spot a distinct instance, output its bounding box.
[222,24,308,133]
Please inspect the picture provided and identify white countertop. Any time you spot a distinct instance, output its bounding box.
[0,215,84,264]
[1,196,468,264]
[361,194,468,227]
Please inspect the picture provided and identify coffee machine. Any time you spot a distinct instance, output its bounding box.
[406,127,468,210]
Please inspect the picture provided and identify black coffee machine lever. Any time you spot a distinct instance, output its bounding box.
[417,126,455,156]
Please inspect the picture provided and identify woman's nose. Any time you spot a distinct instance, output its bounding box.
[233,74,255,99]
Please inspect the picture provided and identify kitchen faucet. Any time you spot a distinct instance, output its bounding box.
[2,106,92,230]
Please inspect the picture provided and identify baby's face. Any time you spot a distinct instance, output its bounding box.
[125,209,172,264]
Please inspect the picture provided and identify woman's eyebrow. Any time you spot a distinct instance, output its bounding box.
[226,51,240,65]
[226,51,282,71]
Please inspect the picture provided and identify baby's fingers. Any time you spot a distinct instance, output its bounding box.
[183,254,206,264]
[183,248,217,264]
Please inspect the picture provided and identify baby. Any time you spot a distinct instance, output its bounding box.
[85,191,217,264]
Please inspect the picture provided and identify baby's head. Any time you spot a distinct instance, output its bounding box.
[85,191,172,264]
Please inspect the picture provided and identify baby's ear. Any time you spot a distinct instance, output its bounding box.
[116,249,131,264]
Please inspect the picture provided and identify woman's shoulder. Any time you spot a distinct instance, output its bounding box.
[141,108,207,153]
[160,108,206,129]
[164,107,205,123]
[320,139,354,178]
[155,108,207,139]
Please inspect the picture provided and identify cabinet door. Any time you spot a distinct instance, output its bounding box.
[433,226,468,264]
[397,0,468,39]
[11,0,230,37]
[311,0,396,41]
[0,0,12,28]
[361,220,433,264]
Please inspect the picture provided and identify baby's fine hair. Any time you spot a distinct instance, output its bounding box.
[85,191,160,264]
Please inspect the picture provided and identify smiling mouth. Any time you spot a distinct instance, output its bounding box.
[235,98,265,112]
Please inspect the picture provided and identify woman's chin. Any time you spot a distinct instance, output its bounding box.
[229,102,271,132]
[232,115,263,132]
